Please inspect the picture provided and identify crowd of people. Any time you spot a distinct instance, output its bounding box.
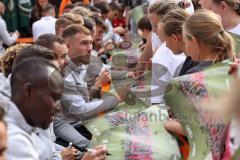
[0,0,240,159]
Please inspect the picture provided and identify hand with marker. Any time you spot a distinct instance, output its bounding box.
[60,142,79,160]
[81,145,108,160]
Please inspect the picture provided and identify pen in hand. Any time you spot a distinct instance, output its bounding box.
[68,142,112,156]
[82,148,112,156]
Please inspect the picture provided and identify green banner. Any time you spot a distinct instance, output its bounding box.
[85,105,181,159]
[165,61,234,160]
[83,70,180,159]
[2,0,18,32]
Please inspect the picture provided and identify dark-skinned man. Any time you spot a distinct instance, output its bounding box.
[5,58,63,159]
[3,47,107,160]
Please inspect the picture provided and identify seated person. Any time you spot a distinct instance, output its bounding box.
[36,34,92,148]
[5,57,65,159]
[148,1,186,104]
[91,15,108,56]
[32,4,56,41]
[112,3,126,29]
[55,13,84,37]
[161,8,192,76]
[4,46,108,160]
[94,1,124,46]
[61,24,128,140]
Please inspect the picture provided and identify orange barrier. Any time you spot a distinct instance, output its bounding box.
[101,83,111,93]
[16,38,33,43]
[59,0,72,16]
[83,0,90,5]
[178,135,189,160]
[98,83,111,117]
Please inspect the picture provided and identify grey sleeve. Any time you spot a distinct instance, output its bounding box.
[110,70,128,80]
[0,20,17,46]
[53,117,90,148]
[61,80,118,121]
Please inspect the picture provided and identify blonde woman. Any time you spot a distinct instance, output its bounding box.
[182,9,235,70]
[161,8,194,76]
[164,9,236,159]
[199,0,240,35]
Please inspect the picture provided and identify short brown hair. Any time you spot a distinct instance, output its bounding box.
[138,15,152,31]
[35,34,65,50]
[70,6,93,17]
[94,1,109,14]
[62,24,91,39]
[55,13,84,35]
[82,17,95,32]
[92,15,108,32]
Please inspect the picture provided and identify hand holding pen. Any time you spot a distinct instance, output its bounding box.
[68,143,110,160]
[81,145,108,160]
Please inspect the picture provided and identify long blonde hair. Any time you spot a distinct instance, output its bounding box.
[183,9,235,63]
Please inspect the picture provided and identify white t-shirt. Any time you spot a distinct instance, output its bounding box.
[228,23,240,35]
[151,42,186,104]
[32,16,57,41]
[151,32,162,53]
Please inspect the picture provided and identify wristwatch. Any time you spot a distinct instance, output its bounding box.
[76,151,84,160]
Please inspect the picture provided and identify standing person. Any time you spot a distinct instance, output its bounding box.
[32,4,57,41]
[161,8,195,76]
[30,0,49,30]
[134,0,194,74]
[147,1,186,104]
[199,0,240,35]
[0,2,20,55]
[164,10,236,159]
